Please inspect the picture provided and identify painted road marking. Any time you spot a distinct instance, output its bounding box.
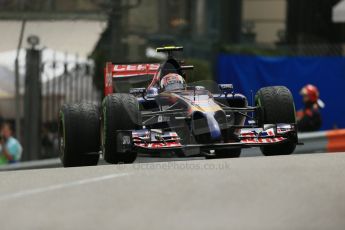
[0,172,131,202]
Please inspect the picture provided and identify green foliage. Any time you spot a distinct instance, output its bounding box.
[185,58,213,83]
[219,44,290,56]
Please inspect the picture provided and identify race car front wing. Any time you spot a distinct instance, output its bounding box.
[115,123,299,155]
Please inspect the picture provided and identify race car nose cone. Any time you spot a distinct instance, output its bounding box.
[206,114,222,141]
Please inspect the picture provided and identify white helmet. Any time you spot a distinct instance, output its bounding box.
[160,73,186,91]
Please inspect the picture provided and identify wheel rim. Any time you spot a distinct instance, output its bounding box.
[59,135,65,153]
[58,118,65,159]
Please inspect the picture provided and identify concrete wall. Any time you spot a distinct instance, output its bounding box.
[243,0,287,43]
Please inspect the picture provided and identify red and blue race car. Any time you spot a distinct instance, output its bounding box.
[58,46,299,167]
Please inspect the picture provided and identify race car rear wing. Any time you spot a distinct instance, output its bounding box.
[103,46,190,96]
[156,46,183,53]
[104,62,194,96]
[104,62,161,96]
[156,46,183,58]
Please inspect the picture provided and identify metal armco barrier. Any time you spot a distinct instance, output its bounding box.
[0,158,61,171]
[295,129,345,154]
[326,129,345,152]
[295,131,329,154]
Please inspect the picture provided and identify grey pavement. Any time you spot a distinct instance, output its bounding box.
[0,153,345,230]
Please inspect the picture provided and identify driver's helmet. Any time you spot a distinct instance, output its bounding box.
[160,73,186,91]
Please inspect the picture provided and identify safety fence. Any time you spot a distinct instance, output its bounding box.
[38,53,101,159]
[219,43,345,57]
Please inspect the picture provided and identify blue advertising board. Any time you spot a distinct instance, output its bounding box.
[217,55,345,130]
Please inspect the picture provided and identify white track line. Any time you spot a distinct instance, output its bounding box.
[0,172,131,202]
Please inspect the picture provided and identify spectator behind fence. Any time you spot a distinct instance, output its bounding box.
[0,122,22,165]
[296,84,324,132]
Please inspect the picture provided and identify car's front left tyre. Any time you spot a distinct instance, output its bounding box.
[255,86,297,156]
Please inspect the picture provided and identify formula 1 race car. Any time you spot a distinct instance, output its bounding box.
[58,46,299,167]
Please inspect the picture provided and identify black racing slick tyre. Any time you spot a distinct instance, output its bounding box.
[102,93,141,164]
[58,103,100,167]
[255,86,296,156]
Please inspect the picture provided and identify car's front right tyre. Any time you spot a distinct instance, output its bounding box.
[58,103,100,167]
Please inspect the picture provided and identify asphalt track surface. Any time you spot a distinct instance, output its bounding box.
[0,153,345,230]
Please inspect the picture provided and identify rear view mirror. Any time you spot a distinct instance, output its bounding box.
[219,84,233,91]
[129,88,146,95]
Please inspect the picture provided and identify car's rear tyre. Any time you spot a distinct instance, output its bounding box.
[102,93,141,164]
[255,86,296,156]
[58,103,100,167]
